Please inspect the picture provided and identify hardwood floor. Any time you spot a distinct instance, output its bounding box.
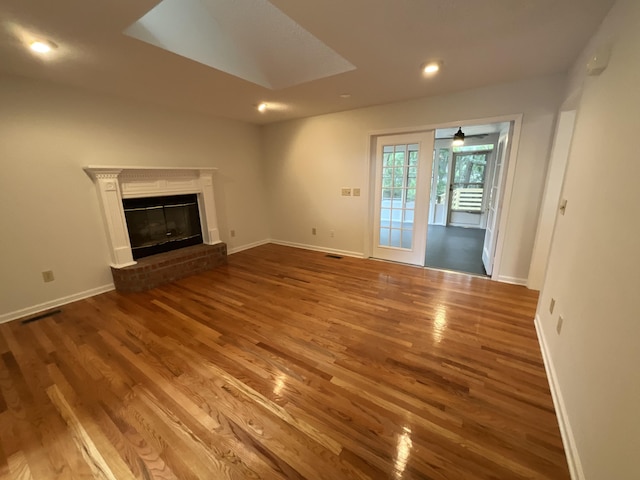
[0,244,569,479]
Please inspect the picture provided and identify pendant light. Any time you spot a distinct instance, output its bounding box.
[452,127,465,146]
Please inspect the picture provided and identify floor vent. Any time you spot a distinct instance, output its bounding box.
[325,254,343,259]
[21,309,61,325]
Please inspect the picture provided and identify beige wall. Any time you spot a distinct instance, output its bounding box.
[0,74,269,320]
[528,110,577,290]
[536,0,640,478]
[263,75,564,282]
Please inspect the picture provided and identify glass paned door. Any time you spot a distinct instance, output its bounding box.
[372,132,434,266]
[379,144,418,249]
[482,133,509,275]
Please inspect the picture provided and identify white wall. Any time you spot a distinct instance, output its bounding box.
[263,75,564,281]
[535,0,640,478]
[0,74,270,321]
[528,110,577,290]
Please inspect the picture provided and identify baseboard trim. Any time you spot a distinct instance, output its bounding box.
[227,239,271,255]
[269,239,364,259]
[0,284,115,325]
[534,314,583,480]
[495,275,527,286]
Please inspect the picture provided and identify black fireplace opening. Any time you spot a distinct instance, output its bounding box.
[123,194,203,260]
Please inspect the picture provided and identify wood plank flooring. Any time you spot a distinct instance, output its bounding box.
[0,244,570,479]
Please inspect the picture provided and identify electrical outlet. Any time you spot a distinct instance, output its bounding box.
[352,188,361,197]
[549,298,556,314]
[556,315,564,335]
[230,229,236,238]
[341,188,352,197]
[312,227,317,235]
[330,230,335,238]
[42,270,55,283]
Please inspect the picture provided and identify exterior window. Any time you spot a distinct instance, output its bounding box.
[435,148,449,205]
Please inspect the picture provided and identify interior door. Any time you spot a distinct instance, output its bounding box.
[372,132,434,265]
[482,132,509,275]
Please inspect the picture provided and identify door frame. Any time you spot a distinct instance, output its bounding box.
[364,114,523,281]
[446,149,492,228]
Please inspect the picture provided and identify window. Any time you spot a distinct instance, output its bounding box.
[435,148,449,204]
[452,144,494,153]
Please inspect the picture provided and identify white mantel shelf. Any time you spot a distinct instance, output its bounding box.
[85,166,218,172]
[85,166,222,268]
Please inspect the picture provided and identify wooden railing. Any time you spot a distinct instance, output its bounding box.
[451,188,483,212]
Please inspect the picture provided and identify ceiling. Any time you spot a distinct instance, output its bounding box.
[0,0,615,125]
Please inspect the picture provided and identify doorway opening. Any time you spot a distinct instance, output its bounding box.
[425,122,512,276]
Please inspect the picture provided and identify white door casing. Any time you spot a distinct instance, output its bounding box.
[372,132,434,266]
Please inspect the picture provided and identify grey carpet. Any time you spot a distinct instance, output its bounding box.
[425,225,487,276]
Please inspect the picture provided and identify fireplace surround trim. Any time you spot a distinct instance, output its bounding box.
[84,166,221,268]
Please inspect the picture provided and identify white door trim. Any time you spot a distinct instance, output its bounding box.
[363,114,523,282]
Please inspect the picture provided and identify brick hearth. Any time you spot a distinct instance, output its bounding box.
[110,243,227,292]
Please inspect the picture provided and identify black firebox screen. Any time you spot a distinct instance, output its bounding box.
[123,194,203,260]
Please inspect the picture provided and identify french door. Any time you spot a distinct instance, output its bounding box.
[372,132,434,265]
[482,132,509,275]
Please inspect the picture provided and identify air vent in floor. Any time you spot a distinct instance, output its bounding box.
[21,309,62,324]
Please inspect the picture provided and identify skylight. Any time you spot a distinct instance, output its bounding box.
[124,0,356,90]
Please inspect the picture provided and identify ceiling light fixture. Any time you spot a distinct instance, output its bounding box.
[339,93,351,98]
[257,102,268,113]
[30,40,55,54]
[422,61,441,76]
[452,127,465,146]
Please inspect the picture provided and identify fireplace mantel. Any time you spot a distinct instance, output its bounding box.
[84,166,221,268]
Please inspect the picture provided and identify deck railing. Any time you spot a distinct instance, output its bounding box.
[451,188,483,212]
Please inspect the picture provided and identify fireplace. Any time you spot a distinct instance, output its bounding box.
[85,166,227,292]
[84,166,222,268]
[123,194,203,259]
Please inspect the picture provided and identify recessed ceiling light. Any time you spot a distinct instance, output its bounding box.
[30,41,55,54]
[257,102,268,113]
[339,93,352,98]
[422,61,442,76]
